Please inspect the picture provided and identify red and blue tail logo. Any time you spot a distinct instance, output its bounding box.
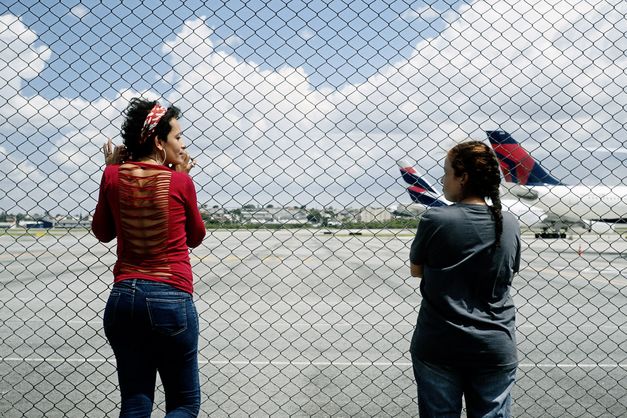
[487,130,562,185]
[399,163,437,193]
[397,161,447,207]
[406,186,447,207]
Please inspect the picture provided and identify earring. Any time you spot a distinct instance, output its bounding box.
[157,148,167,165]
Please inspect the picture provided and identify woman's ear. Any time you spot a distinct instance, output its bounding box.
[153,135,164,151]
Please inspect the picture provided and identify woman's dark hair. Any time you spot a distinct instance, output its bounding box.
[448,141,503,247]
[121,98,181,161]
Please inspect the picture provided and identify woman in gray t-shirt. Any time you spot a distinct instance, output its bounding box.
[409,141,521,418]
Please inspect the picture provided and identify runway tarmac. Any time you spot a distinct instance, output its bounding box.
[0,229,625,417]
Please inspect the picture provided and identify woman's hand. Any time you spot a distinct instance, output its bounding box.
[102,138,127,165]
[173,150,197,174]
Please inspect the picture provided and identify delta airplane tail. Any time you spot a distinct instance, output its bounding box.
[397,160,447,207]
[487,130,562,186]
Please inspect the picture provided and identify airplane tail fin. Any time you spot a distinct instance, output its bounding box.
[407,186,448,207]
[397,160,437,193]
[487,130,562,185]
[397,160,448,207]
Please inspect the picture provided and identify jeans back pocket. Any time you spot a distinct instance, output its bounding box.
[146,297,188,336]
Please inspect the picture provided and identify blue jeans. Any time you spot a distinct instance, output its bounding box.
[104,279,200,417]
[412,358,516,418]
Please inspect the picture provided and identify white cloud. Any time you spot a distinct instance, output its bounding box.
[298,28,314,40]
[224,35,243,47]
[0,15,51,92]
[163,0,627,198]
[343,0,627,141]
[401,5,441,21]
[0,143,52,213]
[2,0,627,212]
[70,5,89,19]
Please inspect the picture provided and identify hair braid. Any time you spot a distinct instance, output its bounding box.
[488,185,503,247]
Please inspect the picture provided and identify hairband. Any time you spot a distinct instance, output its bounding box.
[140,103,167,144]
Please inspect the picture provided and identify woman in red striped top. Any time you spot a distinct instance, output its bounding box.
[93,98,206,417]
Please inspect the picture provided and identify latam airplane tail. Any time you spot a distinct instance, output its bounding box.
[397,160,448,207]
[406,187,448,207]
[487,130,563,186]
[398,160,437,193]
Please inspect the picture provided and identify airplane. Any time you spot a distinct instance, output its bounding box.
[487,130,627,237]
[396,160,547,229]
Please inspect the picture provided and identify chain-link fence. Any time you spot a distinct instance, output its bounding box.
[1,1,626,416]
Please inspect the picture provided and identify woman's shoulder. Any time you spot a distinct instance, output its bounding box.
[169,171,196,193]
[102,164,120,180]
[501,210,519,225]
[420,206,457,224]
[502,210,522,227]
[170,170,193,183]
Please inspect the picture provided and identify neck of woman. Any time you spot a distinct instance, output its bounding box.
[459,196,486,205]
[137,158,161,165]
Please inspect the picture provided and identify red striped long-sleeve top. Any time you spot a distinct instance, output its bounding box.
[92,162,206,294]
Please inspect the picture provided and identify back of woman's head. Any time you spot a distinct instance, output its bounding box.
[448,141,504,246]
[448,141,501,198]
[121,98,181,161]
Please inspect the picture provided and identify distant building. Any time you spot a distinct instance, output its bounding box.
[357,207,393,223]
[201,207,233,223]
[240,207,273,223]
[337,208,360,223]
[271,208,308,224]
[240,207,308,224]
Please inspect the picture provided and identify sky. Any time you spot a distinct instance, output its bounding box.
[1,0,626,215]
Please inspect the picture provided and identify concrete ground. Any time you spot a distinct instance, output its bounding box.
[0,229,625,417]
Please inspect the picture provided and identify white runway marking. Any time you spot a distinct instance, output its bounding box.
[1,357,115,364]
[2,357,625,369]
[518,363,627,369]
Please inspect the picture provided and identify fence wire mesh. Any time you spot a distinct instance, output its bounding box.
[1,0,626,417]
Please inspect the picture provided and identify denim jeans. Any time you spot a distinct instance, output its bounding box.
[412,357,516,418]
[104,279,200,418]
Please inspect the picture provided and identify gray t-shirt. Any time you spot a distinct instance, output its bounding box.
[409,203,521,367]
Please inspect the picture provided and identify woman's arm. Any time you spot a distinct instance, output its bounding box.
[92,169,116,242]
[410,213,433,280]
[410,262,423,278]
[183,175,206,248]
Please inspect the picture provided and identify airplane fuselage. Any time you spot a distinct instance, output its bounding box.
[506,183,627,223]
